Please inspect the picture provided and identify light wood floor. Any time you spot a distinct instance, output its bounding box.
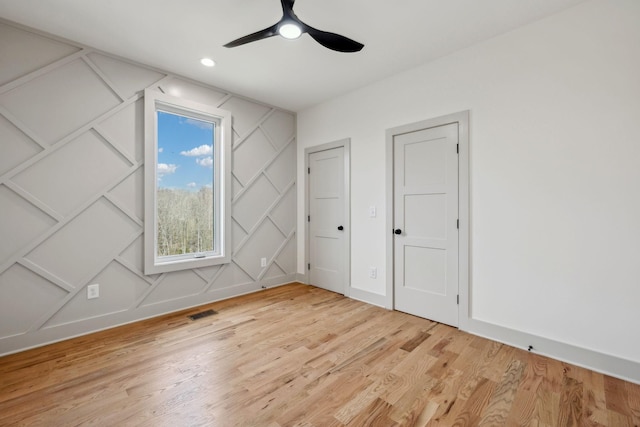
[0,283,638,426]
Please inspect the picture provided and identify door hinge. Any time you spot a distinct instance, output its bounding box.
[308,167,310,174]
[308,263,311,270]
[308,215,310,222]
[457,219,459,229]
[457,295,460,305]
[456,143,459,154]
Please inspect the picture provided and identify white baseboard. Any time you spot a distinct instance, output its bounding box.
[464,318,640,385]
[348,287,387,308]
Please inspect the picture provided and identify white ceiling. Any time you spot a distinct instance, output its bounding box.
[0,0,587,112]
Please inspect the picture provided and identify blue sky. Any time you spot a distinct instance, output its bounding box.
[156,111,214,190]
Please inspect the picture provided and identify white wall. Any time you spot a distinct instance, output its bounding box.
[297,0,640,378]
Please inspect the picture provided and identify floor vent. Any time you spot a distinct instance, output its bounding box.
[188,309,217,321]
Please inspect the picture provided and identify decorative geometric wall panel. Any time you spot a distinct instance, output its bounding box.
[264,264,286,280]
[87,53,165,99]
[0,20,296,354]
[270,186,296,236]
[44,261,150,328]
[118,237,144,273]
[24,198,139,287]
[235,220,286,280]
[232,175,279,231]
[220,97,271,138]
[0,185,56,265]
[95,99,144,162]
[0,24,79,86]
[142,270,207,306]
[276,238,296,275]
[0,59,121,145]
[196,265,222,282]
[232,220,248,252]
[12,130,131,216]
[233,128,277,184]
[209,263,253,291]
[232,177,243,199]
[108,167,144,221]
[262,110,295,150]
[266,142,296,192]
[158,77,228,107]
[0,114,42,175]
[0,264,68,337]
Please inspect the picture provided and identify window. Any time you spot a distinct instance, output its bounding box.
[144,89,231,274]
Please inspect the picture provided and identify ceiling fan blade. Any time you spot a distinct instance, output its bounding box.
[224,24,279,48]
[224,1,364,53]
[304,25,364,53]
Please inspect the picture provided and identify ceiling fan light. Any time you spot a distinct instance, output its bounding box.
[279,23,302,40]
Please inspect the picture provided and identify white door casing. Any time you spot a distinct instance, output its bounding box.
[306,140,350,295]
[386,112,469,328]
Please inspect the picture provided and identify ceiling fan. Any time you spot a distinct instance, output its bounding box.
[224,0,364,53]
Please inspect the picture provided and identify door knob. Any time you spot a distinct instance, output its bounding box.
[337,225,344,231]
[394,229,402,235]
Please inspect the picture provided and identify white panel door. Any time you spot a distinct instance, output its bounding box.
[393,123,459,326]
[309,147,345,294]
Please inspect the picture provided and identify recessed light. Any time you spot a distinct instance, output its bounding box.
[200,58,215,67]
[278,23,302,40]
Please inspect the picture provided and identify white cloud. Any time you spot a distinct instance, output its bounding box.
[180,144,213,157]
[187,182,197,188]
[157,163,177,177]
[158,147,164,153]
[196,157,213,168]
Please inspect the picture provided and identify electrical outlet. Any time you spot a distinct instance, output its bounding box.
[369,267,377,279]
[369,206,377,218]
[260,257,267,267]
[87,283,99,299]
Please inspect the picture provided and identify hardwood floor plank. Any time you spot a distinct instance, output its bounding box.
[0,283,638,426]
[388,375,439,424]
[607,409,632,427]
[573,368,608,426]
[416,365,464,425]
[400,330,433,353]
[604,375,632,416]
[382,352,439,405]
[627,379,640,426]
[345,397,398,427]
[451,377,497,426]
[334,377,390,424]
[506,389,537,426]
[478,358,525,425]
[557,376,583,426]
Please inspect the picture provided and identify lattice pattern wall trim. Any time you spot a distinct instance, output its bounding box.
[0,21,297,355]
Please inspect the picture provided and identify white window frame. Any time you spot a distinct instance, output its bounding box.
[144,88,232,274]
